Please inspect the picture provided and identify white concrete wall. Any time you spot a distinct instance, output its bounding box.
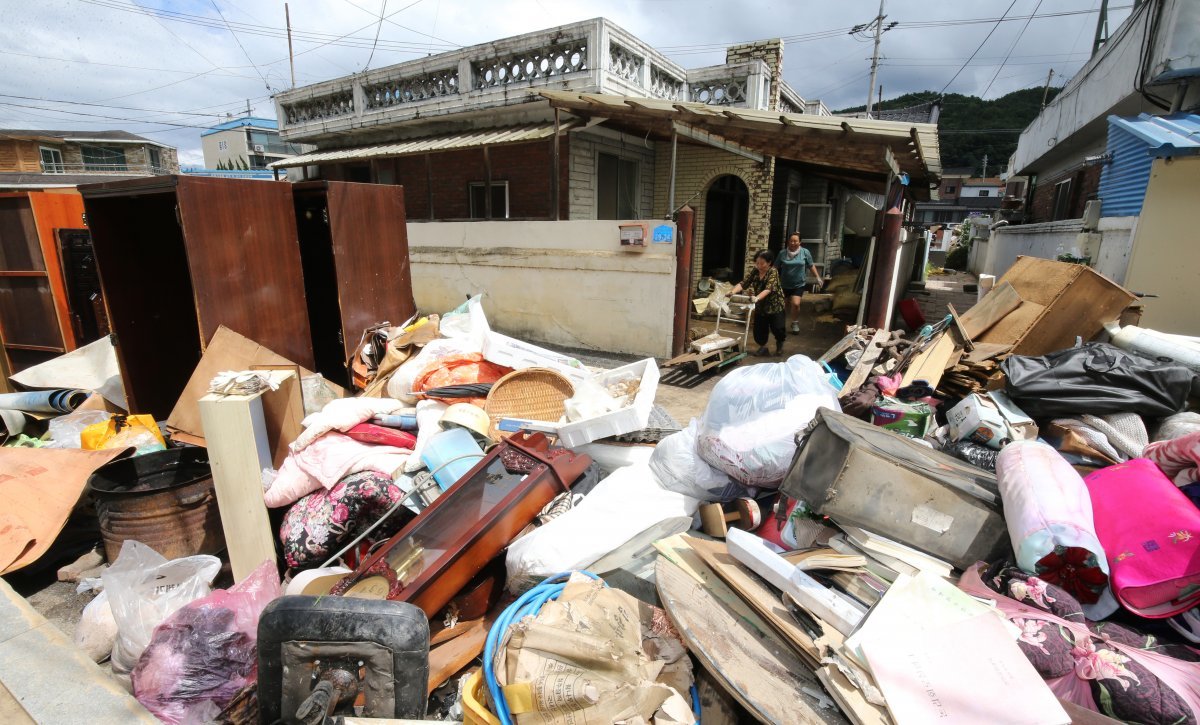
[408,219,678,357]
[983,216,1137,282]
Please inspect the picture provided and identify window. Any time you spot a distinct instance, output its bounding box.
[81,145,127,171]
[1052,179,1073,220]
[945,186,956,195]
[148,146,162,170]
[978,189,990,197]
[596,152,639,219]
[39,146,64,174]
[469,182,509,219]
[218,140,228,151]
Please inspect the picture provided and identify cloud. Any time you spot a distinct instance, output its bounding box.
[0,0,1122,159]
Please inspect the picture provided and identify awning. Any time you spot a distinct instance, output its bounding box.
[269,120,578,169]
[538,90,941,197]
[1108,113,1200,158]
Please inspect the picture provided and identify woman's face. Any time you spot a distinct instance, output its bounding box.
[787,236,801,251]
[755,257,770,274]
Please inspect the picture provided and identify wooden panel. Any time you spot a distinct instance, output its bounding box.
[0,196,41,270]
[0,278,59,349]
[900,332,959,387]
[958,281,1021,339]
[1013,272,1135,356]
[175,176,314,368]
[324,181,416,361]
[839,329,888,398]
[978,300,1046,350]
[28,191,86,350]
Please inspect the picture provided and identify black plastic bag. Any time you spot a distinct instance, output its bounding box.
[1001,342,1194,418]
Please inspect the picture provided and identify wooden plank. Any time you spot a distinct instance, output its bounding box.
[816,666,890,725]
[900,332,959,387]
[946,303,973,352]
[958,281,1021,339]
[198,372,287,582]
[818,327,861,364]
[652,535,772,636]
[655,557,847,725]
[687,537,831,669]
[838,329,888,398]
[426,614,493,694]
[963,342,1011,363]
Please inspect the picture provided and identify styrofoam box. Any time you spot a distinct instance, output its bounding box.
[556,358,660,448]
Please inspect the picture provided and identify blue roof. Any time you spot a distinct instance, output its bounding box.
[201,117,279,137]
[1107,113,1200,158]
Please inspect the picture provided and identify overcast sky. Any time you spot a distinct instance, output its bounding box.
[1,0,1127,165]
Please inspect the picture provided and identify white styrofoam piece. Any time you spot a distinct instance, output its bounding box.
[727,528,866,637]
[482,332,589,383]
[556,358,660,448]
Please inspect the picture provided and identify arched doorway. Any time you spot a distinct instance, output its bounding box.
[702,174,749,280]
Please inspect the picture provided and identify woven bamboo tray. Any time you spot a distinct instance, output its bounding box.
[484,368,574,438]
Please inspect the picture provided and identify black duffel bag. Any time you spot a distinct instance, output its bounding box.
[1001,342,1194,418]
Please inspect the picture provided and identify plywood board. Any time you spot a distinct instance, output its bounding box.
[655,557,847,725]
[964,342,1011,363]
[900,332,959,387]
[958,282,1021,339]
[839,330,888,398]
[816,666,890,725]
[427,614,493,694]
[977,300,1046,349]
[652,535,772,636]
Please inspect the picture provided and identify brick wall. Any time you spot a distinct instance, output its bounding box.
[1029,163,1102,222]
[725,39,784,110]
[652,143,774,281]
[333,137,569,220]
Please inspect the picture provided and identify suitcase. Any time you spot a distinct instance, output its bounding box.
[781,409,1010,569]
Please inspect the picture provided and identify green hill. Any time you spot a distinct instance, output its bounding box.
[836,87,1059,174]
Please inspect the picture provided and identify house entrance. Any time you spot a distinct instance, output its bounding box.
[702,174,749,280]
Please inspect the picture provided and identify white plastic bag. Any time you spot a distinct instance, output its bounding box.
[505,463,700,593]
[46,409,111,448]
[439,294,491,342]
[649,420,741,502]
[387,337,483,404]
[74,589,118,662]
[101,540,221,685]
[697,355,839,488]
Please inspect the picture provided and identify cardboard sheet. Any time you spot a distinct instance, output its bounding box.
[0,447,130,574]
[10,336,127,411]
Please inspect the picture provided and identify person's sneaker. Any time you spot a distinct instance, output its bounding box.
[775,340,784,356]
[754,346,769,357]
[791,321,800,333]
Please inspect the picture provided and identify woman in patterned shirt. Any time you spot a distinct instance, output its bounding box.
[730,250,787,356]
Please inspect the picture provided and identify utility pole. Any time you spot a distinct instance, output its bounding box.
[286,3,296,88]
[981,153,988,179]
[1040,68,1055,109]
[246,99,252,117]
[878,84,883,110]
[1091,0,1110,55]
[865,0,885,118]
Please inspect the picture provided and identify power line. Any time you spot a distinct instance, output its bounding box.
[0,101,217,130]
[364,0,389,71]
[980,0,1044,98]
[339,0,457,49]
[208,0,273,92]
[0,93,243,119]
[939,0,1019,95]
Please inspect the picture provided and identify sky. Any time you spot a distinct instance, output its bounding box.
[0,0,1129,166]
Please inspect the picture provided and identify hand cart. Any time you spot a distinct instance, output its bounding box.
[665,294,755,373]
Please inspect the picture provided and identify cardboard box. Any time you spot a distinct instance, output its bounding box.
[947,392,1036,449]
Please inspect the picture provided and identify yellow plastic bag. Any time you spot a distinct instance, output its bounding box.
[81,414,166,455]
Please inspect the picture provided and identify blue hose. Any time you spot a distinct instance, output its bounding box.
[482,572,602,725]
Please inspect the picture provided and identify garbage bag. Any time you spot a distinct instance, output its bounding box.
[648,420,741,501]
[696,355,840,488]
[74,589,118,663]
[1002,343,1194,418]
[101,541,221,685]
[132,560,281,724]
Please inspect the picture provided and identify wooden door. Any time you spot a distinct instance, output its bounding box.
[175,177,314,369]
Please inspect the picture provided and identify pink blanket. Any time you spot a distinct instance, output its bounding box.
[1144,430,1200,486]
[265,433,410,508]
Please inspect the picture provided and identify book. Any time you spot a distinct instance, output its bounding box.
[863,612,1069,725]
[781,547,868,572]
[826,535,903,583]
[828,570,889,607]
[839,524,954,578]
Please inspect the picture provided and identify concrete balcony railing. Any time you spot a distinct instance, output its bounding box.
[274,17,775,143]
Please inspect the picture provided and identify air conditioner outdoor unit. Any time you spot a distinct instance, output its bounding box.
[253,144,266,152]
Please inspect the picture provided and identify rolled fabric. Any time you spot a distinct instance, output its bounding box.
[0,389,88,415]
[1143,430,1200,486]
[996,439,1116,619]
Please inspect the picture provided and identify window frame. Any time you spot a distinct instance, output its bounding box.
[1052,178,1073,221]
[39,146,64,174]
[468,181,509,219]
[978,189,991,197]
[944,185,956,195]
[80,144,128,172]
[594,150,641,220]
[147,146,162,170]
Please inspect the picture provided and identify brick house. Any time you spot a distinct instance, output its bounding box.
[273,18,939,281]
[0,130,179,191]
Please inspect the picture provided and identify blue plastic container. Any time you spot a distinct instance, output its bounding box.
[421,427,485,490]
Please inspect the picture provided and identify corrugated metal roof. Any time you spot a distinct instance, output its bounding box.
[1107,113,1200,158]
[269,121,577,169]
[1099,121,1154,217]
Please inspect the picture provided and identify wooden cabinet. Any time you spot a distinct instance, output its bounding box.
[292,180,416,386]
[81,176,315,419]
[0,191,85,373]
